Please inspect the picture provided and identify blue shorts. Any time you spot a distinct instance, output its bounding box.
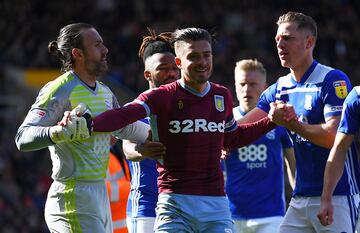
[155,193,234,233]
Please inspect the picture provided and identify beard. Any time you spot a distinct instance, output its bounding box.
[84,58,108,77]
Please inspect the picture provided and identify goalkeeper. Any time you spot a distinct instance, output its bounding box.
[15,23,150,233]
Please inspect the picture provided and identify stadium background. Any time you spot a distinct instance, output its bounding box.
[0,0,359,232]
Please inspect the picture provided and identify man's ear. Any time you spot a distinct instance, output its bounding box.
[71,48,83,60]
[175,57,182,68]
[306,35,315,50]
[144,70,151,81]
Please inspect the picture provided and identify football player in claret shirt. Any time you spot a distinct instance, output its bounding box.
[81,28,293,232]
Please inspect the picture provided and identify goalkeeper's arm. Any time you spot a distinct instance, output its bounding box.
[16,105,92,152]
[16,125,57,152]
[15,116,91,152]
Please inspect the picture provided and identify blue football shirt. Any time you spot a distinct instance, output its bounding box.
[224,106,293,219]
[257,60,359,196]
[338,86,360,134]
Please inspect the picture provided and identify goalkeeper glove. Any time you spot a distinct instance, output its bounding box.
[49,104,92,144]
[71,103,93,135]
[71,103,92,117]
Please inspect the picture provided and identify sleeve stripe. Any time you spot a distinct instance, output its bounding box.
[133,99,150,117]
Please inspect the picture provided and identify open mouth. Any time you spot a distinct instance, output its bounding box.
[243,96,252,101]
[278,51,288,59]
[101,56,107,62]
[194,67,208,73]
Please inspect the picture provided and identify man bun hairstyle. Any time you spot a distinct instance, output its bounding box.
[48,23,94,72]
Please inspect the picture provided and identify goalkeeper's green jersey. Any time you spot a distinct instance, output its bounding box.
[16,71,148,182]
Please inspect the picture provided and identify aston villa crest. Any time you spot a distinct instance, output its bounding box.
[214,95,224,112]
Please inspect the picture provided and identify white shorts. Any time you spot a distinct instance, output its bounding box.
[234,216,283,233]
[127,216,155,233]
[45,180,113,233]
[280,195,359,233]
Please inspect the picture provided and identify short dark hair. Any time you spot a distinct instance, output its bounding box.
[48,23,94,72]
[277,12,317,38]
[138,28,174,63]
[172,28,213,45]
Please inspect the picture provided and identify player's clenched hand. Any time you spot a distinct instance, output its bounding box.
[50,115,91,143]
[59,103,91,127]
[58,110,72,127]
[135,140,166,160]
[317,198,334,226]
[280,102,297,122]
[50,104,92,144]
[268,101,297,126]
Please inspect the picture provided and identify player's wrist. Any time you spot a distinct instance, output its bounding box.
[286,119,302,132]
[49,115,91,144]
[49,125,72,144]
[320,193,333,202]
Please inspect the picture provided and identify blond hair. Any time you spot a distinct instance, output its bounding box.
[234,59,266,81]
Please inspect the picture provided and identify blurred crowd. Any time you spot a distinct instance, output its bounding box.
[0,0,359,232]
